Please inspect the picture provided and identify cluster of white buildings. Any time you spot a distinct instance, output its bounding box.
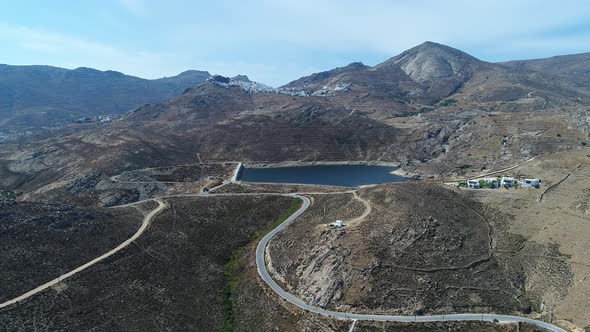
[98,115,113,124]
[208,75,305,95]
[207,75,351,97]
[465,176,541,189]
[311,83,352,96]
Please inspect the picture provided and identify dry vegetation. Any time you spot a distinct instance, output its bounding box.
[116,163,234,183]
[0,195,292,332]
[0,200,144,303]
[353,320,550,332]
[267,183,573,329]
[461,148,590,329]
[0,42,589,332]
[215,181,352,194]
[17,163,235,207]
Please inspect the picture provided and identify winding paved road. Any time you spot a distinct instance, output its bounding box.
[256,195,568,332]
[0,190,569,331]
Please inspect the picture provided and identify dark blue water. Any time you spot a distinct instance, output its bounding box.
[240,165,409,187]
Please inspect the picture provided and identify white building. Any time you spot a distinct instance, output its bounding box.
[482,178,499,188]
[501,177,516,187]
[329,220,345,228]
[520,178,541,188]
[467,180,480,189]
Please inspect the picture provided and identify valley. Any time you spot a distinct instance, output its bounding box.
[0,41,589,331]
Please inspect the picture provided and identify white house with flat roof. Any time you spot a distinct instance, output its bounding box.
[483,178,499,188]
[467,180,480,189]
[329,220,346,228]
[501,177,516,187]
[520,178,541,188]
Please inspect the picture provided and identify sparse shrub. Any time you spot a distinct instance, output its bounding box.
[0,190,17,201]
[522,305,532,314]
[438,98,458,107]
[222,199,302,332]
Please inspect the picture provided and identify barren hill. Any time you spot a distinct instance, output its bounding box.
[283,41,590,107]
[377,42,482,80]
[1,42,589,201]
[1,41,590,332]
[374,41,483,102]
[502,52,590,95]
[268,183,572,316]
[0,65,210,132]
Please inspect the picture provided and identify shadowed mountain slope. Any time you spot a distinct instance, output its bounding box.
[0,65,210,131]
[0,42,588,198]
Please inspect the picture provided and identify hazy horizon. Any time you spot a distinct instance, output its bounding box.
[2,0,590,86]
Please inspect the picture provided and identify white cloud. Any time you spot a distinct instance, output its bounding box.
[0,23,289,84]
[206,0,590,56]
[1,1,590,86]
[0,23,183,78]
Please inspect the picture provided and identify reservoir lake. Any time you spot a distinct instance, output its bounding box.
[239,165,409,187]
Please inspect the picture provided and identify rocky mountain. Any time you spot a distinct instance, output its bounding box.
[231,74,252,82]
[282,62,370,90]
[283,41,590,107]
[1,41,589,332]
[501,52,590,95]
[377,42,481,80]
[375,41,483,101]
[1,42,589,197]
[0,65,210,132]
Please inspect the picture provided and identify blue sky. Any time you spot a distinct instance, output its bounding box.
[1,0,590,86]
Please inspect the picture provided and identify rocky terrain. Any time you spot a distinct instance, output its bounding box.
[220,211,547,332]
[1,41,589,331]
[1,42,588,205]
[21,163,234,207]
[352,321,551,332]
[113,163,234,185]
[268,183,572,320]
[465,148,590,329]
[0,195,293,331]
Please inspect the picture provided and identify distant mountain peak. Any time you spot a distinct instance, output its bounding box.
[376,41,481,82]
[156,70,211,85]
[343,61,367,69]
[0,64,212,132]
[72,67,103,74]
[176,69,211,76]
[281,62,370,89]
[414,40,446,49]
[403,41,478,59]
[208,75,231,84]
[231,75,251,82]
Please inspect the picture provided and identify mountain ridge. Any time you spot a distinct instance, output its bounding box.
[2,41,589,137]
[0,64,211,132]
[282,41,590,105]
